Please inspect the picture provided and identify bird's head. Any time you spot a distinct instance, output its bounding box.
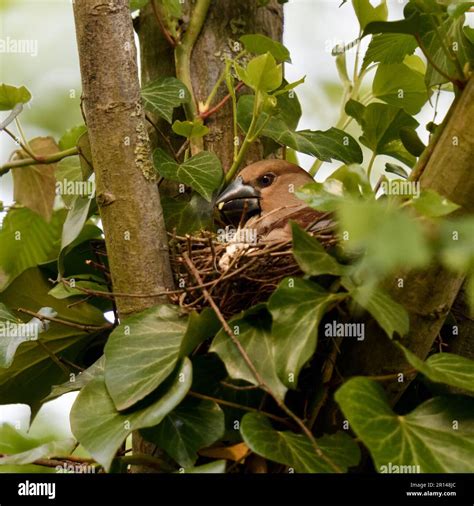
[216,160,314,223]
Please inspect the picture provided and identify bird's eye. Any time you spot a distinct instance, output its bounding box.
[258,173,275,188]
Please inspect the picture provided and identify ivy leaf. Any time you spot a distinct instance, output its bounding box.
[0,83,31,110]
[58,125,87,151]
[0,306,58,368]
[70,359,192,471]
[181,460,226,473]
[153,148,223,202]
[268,278,342,388]
[373,59,429,115]
[12,137,59,222]
[295,182,344,212]
[45,355,106,402]
[291,223,344,276]
[235,53,283,92]
[241,413,360,472]
[343,280,409,338]
[141,77,190,123]
[0,208,65,291]
[179,308,221,358]
[141,399,225,468]
[399,126,426,157]
[210,306,287,401]
[335,377,474,472]
[411,189,460,218]
[161,193,213,235]
[398,345,474,394]
[0,430,75,466]
[0,268,105,411]
[240,34,291,62]
[172,119,209,139]
[362,33,418,69]
[104,304,189,410]
[346,102,418,166]
[238,95,362,164]
[385,163,409,179]
[439,217,474,272]
[352,0,388,30]
[337,198,431,277]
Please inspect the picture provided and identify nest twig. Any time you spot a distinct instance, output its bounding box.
[168,225,337,318]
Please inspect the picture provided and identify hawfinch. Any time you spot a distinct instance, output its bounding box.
[216,160,330,243]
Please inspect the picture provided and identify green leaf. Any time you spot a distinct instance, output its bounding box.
[399,126,426,157]
[0,433,75,466]
[55,157,83,207]
[329,164,373,197]
[411,189,460,218]
[362,33,418,69]
[12,136,59,222]
[0,306,58,368]
[352,0,388,30]
[180,460,226,473]
[0,83,31,110]
[58,125,87,151]
[210,306,287,401]
[335,377,474,472]
[172,119,209,139]
[343,280,409,338]
[385,163,409,179]
[337,198,431,277]
[141,77,190,123]
[130,0,149,10]
[268,278,342,388]
[373,60,429,115]
[241,413,360,473]
[291,223,344,276]
[362,11,421,37]
[153,148,223,202]
[161,193,213,234]
[235,53,282,92]
[60,193,95,254]
[48,277,108,300]
[439,217,474,272]
[105,304,188,410]
[346,102,418,166]
[71,359,192,471]
[45,355,105,402]
[0,208,65,291]
[141,399,225,468]
[238,95,362,164]
[398,345,474,394]
[240,34,291,62]
[179,308,221,358]
[295,182,344,212]
[0,268,105,410]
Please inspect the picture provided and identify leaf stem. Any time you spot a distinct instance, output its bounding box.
[367,151,377,180]
[0,147,78,176]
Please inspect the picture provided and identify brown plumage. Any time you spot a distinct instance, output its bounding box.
[216,159,330,242]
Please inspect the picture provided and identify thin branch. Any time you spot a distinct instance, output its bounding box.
[151,0,177,47]
[188,391,294,428]
[17,307,113,333]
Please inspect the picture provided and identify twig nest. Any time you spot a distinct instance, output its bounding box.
[168,226,337,318]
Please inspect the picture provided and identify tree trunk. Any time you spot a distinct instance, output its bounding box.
[190,0,284,171]
[338,77,474,404]
[73,0,174,319]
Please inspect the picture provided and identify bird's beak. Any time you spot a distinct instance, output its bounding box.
[215,176,261,219]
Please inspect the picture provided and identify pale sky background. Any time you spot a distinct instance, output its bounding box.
[0,0,467,430]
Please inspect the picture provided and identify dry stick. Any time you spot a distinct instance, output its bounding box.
[182,252,342,473]
[188,391,293,428]
[17,307,113,333]
[35,340,70,376]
